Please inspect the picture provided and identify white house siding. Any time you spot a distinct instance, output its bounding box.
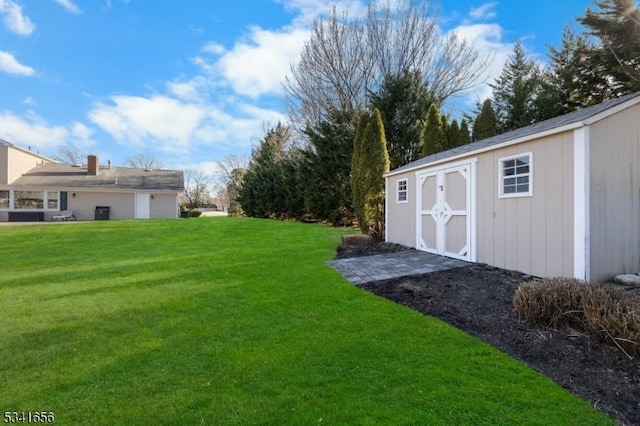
[7,147,47,184]
[150,193,179,219]
[385,174,417,247]
[588,103,640,282]
[0,145,8,184]
[475,132,574,278]
[66,191,136,220]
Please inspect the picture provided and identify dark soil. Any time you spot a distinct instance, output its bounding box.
[337,244,640,425]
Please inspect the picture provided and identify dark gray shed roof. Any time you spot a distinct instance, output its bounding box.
[388,91,640,176]
[13,163,184,191]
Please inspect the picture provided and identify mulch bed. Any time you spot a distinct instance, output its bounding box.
[336,244,640,425]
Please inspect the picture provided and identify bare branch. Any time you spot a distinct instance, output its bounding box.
[125,152,164,170]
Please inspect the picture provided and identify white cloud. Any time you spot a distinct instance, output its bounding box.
[449,23,512,102]
[202,41,226,56]
[89,95,206,152]
[53,0,82,14]
[276,0,367,25]
[0,51,34,76]
[0,110,96,152]
[215,26,309,98]
[0,0,35,36]
[469,2,497,21]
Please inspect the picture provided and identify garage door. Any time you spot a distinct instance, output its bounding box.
[417,163,474,262]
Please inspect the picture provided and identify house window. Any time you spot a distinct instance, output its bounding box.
[397,179,408,203]
[14,191,44,209]
[499,153,532,197]
[47,191,59,209]
[0,190,9,209]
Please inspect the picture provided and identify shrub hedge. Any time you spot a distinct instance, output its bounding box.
[514,278,640,357]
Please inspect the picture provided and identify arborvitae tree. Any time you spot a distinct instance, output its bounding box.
[472,99,498,141]
[351,110,371,234]
[491,41,542,132]
[363,108,390,239]
[578,0,640,95]
[304,108,355,225]
[447,119,461,149]
[459,118,471,145]
[421,104,446,156]
[369,70,434,169]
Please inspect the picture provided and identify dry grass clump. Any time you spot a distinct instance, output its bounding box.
[341,234,375,246]
[514,278,640,357]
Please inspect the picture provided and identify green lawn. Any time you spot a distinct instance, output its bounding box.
[0,218,611,425]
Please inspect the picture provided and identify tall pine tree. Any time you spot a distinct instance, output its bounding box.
[491,41,542,132]
[304,108,355,225]
[578,0,640,95]
[369,70,434,169]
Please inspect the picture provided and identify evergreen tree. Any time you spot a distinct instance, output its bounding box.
[472,99,498,141]
[304,108,355,225]
[280,149,307,220]
[536,27,611,120]
[578,0,640,95]
[363,108,390,239]
[421,104,446,156]
[238,123,290,218]
[351,111,371,234]
[491,41,542,132]
[459,118,471,145]
[369,70,434,169]
[447,119,461,149]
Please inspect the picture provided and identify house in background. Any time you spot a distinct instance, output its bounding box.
[0,139,184,222]
[385,92,640,283]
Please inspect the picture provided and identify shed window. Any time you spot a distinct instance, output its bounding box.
[499,153,532,197]
[397,179,408,203]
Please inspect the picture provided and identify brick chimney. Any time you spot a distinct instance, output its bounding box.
[88,155,98,175]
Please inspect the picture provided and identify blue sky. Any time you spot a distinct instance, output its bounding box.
[0,0,594,177]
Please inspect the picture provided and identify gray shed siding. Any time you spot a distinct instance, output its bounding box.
[588,103,640,282]
[475,132,574,278]
[385,174,417,247]
[386,131,575,279]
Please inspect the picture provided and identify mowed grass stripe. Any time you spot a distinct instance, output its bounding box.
[0,218,611,425]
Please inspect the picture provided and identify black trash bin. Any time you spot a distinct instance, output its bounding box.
[180,210,189,218]
[95,206,110,220]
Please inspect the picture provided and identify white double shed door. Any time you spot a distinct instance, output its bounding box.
[416,160,476,262]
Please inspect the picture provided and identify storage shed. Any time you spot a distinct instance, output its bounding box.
[384,92,640,283]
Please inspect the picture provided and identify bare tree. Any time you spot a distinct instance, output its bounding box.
[284,0,490,130]
[182,169,213,209]
[53,145,84,165]
[125,152,164,170]
[216,154,249,215]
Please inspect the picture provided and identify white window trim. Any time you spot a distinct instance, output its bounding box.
[0,189,60,211]
[498,152,533,198]
[397,178,408,203]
